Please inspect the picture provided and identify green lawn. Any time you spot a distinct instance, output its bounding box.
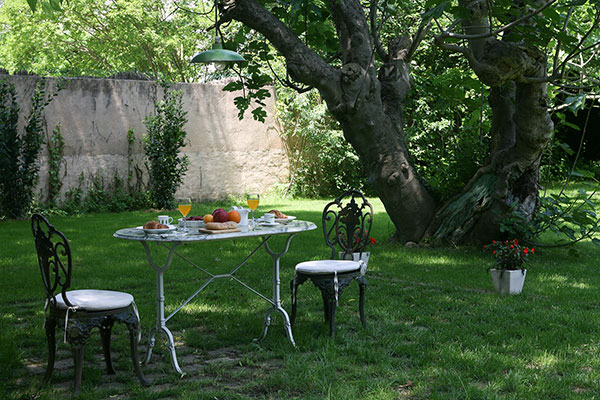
[1,197,599,399]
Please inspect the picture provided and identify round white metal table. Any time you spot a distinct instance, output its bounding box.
[114,220,317,374]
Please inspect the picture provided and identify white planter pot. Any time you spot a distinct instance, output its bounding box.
[339,251,370,267]
[490,269,527,295]
[340,251,370,275]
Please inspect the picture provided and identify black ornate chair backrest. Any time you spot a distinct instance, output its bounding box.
[31,213,74,309]
[322,190,374,260]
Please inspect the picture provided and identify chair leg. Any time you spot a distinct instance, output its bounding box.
[290,279,298,326]
[71,344,84,396]
[128,326,150,387]
[328,298,337,337]
[321,291,330,322]
[359,280,367,329]
[99,320,116,375]
[44,317,57,383]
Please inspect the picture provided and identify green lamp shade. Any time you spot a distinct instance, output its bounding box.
[190,40,245,64]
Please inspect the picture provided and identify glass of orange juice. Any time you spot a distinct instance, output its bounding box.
[177,197,192,232]
[246,193,259,227]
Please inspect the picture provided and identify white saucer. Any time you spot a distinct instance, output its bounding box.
[258,222,279,227]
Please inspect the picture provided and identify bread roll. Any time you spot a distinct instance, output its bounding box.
[205,221,238,230]
[143,220,159,229]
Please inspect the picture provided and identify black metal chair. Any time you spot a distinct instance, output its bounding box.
[290,190,373,336]
[31,214,149,395]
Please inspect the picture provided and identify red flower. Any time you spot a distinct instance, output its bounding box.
[484,238,535,270]
[370,237,376,245]
[531,248,535,253]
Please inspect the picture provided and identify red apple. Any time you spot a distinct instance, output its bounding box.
[212,208,229,222]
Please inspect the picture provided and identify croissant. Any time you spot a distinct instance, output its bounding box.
[143,221,168,229]
[269,209,288,219]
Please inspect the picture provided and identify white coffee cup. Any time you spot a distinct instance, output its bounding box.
[263,213,275,224]
[158,215,173,225]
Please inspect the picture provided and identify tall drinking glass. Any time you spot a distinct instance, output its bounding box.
[178,197,192,232]
[246,193,259,227]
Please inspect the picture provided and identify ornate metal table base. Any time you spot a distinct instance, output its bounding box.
[255,235,297,346]
[140,233,298,373]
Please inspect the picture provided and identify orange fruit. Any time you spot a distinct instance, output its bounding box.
[228,210,241,223]
[203,214,214,223]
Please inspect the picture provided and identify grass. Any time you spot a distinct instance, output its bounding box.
[1,197,600,399]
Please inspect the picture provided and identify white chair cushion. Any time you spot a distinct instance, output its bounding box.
[55,289,134,311]
[295,260,361,275]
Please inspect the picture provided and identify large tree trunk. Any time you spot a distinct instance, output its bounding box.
[225,0,436,242]
[428,0,554,245]
[225,0,552,245]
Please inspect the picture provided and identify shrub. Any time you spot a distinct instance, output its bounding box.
[46,123,65,205]
[143,83,189,209]
[275,87,369,198]
[61,172,152,214]
[0,78,50,219]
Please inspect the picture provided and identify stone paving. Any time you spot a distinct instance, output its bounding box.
[17,332,283,398]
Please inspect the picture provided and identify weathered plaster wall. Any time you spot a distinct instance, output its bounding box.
[4,75,287,202]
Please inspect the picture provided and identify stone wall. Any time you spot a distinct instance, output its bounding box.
[3,75,287,202]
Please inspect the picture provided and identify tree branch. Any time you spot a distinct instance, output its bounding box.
[329,0,373,67]
[222,0,339,98]
[439,0,558,41]
[407,21,432,61]
[434,39,486,74]
[370,0,387,61]
[551,6,574,77]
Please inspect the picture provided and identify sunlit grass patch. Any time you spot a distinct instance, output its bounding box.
[1,196,600,399]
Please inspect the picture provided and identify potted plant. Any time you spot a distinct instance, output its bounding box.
[484,239,535,295]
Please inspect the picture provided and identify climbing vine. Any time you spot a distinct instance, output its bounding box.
[46,123,65,205]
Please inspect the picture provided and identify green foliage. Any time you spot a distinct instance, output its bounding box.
[406,61,490,201]
[143,84,189,209]
[276,87,369,198]
[59,171,152,214]
[500,184,599,247]
[46,123,64,205]
[127,128,136,187]
[0,78,50,219]
[2,0,204,81]
[0,79,20,219]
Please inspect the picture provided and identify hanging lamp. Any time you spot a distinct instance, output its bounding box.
[190,1,245,66]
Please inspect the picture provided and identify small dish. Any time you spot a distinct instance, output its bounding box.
[137,225,177,234]
[258,222,279,227]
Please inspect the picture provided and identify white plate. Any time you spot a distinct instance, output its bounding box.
[137,225,177,234]
[275,216,296,224]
